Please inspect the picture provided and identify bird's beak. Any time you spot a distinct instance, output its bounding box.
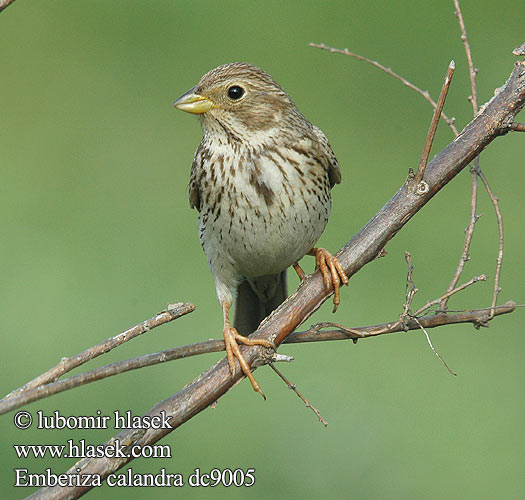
[172,86,214,114]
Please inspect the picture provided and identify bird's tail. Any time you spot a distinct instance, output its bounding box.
[233,270,288,334]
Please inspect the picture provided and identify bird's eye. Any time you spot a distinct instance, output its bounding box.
[227,85,245,100]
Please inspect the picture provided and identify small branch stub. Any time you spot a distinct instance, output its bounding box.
[272,353,294,363]
[416,181,430,195]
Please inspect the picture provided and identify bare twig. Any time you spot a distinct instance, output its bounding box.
[413,274,487,317]
[454,0,479,114]
[0,0,16,13]
[303,322,365,342]
[440,167,479,311]
[309,42,459,134]
[477,170,504,319]
[401,252,458,374]
[402,252,418,317]
[3,302,195,401]
[269,363,328,427]
[414,317,457,376]
[414,61,455,187]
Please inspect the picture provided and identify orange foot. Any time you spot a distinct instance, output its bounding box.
[294,248,348,312]
[222,315,274,399]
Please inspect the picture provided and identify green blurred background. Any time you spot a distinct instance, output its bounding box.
[1,1,523,498]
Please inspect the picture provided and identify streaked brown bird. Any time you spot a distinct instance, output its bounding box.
[173,62,347,397]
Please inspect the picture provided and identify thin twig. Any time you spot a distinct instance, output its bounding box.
[402,252,456,374]
[477,170,504,319]
[454,0,479,114]
[402,252,418,317]
[2,302,195,401]
[306,322,365,342]
[414,317,457,376]
[440,168,480,311]
[309,42,459,135]
[414,61,455,187]
[413,274,487,317]
[269,363,328,427]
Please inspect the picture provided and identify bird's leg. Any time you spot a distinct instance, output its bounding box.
[308,248,349,312]
[222,301,274,399]
[293,262,307,281]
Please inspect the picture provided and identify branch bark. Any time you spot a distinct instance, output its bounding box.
[26,55,525,500]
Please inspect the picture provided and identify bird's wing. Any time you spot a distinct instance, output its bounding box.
[312,125,342,187]
[188,143,203,211]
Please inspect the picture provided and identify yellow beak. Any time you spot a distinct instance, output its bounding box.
[172,87,214,114]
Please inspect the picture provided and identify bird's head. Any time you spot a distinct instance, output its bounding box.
[173,62,304,141]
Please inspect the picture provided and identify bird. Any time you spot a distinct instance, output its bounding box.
[173,62,347,398]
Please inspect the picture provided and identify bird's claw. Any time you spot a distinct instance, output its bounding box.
[310,247,348,312]
[223,325,274,399]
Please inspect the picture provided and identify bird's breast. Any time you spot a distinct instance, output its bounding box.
[198,141,332,278]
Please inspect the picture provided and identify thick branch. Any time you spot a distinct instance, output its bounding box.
[26,57,525,500]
